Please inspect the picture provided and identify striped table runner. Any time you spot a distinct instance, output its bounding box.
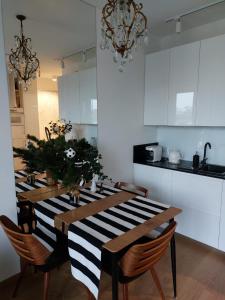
[68,196,170,299]
[33,185,121,251]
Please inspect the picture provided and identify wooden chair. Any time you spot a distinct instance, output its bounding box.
[88,221,176,300]
[16,200,36,233]
[0,215,68,300]
[114,182,148,197]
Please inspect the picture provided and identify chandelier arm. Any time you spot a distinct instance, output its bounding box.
[102,3,115,38]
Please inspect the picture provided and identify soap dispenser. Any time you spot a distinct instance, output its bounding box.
[192,152,200,169]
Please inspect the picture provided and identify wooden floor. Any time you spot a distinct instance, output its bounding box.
[1,234,225,300]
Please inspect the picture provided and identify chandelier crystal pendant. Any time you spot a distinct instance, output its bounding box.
[9,15,40,90]
[101,0,148,72]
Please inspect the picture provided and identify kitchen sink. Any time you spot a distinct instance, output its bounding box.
[199,164,225,174]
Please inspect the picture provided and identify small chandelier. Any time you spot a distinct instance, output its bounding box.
[101,0,148,72]
[9,15,40,90]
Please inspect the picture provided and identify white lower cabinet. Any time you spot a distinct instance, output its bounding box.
[171,171,222,248]
[134,164,224,249]
[133,164,172,205]
[219,181,225,251]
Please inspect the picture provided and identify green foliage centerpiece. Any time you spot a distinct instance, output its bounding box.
[13,120,104,202]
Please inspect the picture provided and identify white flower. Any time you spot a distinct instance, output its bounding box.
[65,148,76,158]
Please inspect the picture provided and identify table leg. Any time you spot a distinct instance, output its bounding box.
[111,253,119,300]
[170,234,177,298]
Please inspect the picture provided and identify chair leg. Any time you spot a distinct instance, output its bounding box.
[150,267,165,300]
[43,272,50,300]
[86,288,94,300]
[12,263,28,298]
[122,283,129,300]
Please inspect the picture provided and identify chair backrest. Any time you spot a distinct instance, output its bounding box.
[115,182,148,197]
[0,215,50,266]
[121,221,177,277]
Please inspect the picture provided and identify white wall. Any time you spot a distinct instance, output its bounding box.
[96,9,157,182]
[23,79,40,137]
[157,126,225,165]
[0,0,20,281]
[38,91,59,140]
[69,124,98,144]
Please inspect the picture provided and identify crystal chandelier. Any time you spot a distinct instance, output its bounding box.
[101,0,148,72]
[9,15,40,90]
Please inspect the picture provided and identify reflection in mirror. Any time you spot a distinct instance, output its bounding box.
[2,0,97,171]
[176,92,194,125]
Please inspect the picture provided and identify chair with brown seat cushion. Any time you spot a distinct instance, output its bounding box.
[114,182,148,197]
[0,215,68,300]
[88,221,176,300]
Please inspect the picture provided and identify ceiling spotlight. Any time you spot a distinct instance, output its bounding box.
[52,76,57,82]
[82,50,87,63]
[60,59,65,69]
[176,18,182,34]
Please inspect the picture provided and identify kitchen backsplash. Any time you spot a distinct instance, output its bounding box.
[156,126,225,165]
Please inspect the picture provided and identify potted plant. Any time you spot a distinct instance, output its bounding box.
[13,120,104,195]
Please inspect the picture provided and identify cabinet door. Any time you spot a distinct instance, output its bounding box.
[219,181,225,251]
[58,73,80,123]
[196,35,225,126]
[79,68,97,124]
[168,42,200,126]
[144,50,170,125]
[172,171,223,248]
[133,164,172,205]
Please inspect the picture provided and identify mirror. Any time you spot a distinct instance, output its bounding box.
[2,0,97,170]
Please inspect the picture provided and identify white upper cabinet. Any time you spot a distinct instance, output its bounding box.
[79,67,97,124]
[144,50,170,125]
[58,72,80,123]
[196,35,225,126]
[168,41,200,126]
[58,67,97,125]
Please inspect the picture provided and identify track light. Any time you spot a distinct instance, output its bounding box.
[61,59,65,69]
[82,50,87,63]
[176,18,182,34]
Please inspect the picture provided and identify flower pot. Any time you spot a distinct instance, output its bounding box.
[46,170,57,186]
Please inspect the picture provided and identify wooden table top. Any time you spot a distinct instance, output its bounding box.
[17,184,68,202]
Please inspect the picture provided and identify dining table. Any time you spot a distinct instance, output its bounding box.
[15,170,182,300]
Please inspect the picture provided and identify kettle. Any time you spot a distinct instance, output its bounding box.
[168,150,182,164]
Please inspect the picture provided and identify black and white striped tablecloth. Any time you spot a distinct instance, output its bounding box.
[16,177,48,193]
[15,170,41,180]
[33,185,121,252]
[68,196,170,299]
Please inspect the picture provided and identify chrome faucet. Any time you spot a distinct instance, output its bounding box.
[201,142,211,166]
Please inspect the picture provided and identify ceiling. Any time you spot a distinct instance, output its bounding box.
[2,0,225,78]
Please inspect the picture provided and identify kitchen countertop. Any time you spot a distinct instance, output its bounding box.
[134,159,225,180]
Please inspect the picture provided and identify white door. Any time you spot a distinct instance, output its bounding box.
[168,42,200,126]
[144,50,170,125]
[79,67,97,124]
[171,171,223,248]
[196,34,225,126]
[58,72,80,123]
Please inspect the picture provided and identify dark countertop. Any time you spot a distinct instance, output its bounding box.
[134,159,225,180]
